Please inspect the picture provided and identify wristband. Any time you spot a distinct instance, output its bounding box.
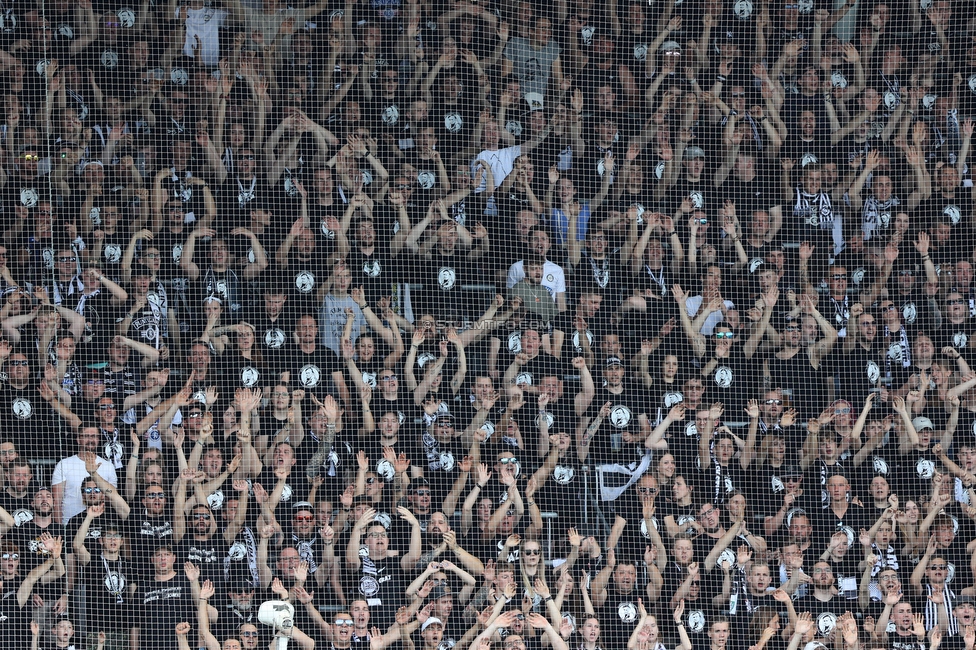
[716,75,727,82]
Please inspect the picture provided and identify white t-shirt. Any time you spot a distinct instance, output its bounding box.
[180,6,229,68]
[52,454,118,524]
[473,145,521,193]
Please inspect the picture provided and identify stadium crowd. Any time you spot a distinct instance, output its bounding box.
[1,0,976,650]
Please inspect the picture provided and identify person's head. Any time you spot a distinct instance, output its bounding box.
[955,599,976,627]
[333,612,356,642]
[33,488,54,515]
[656,453,676,479]
[926,556,949,585]
[812,561,835,589]
[672,475,693,501]
[826,474,850,502]
[0,541,20,575]
[80,477,104,507]
[5,459,31,491]
[152,544,177,575]
[143,485,168,515]
[892,602,914,631]
[789,514,812,542]
[698,501,722,530]
[878,567,901,595]
[708,617,731,648]
[275,546,302,578]
[409,481,432,512]
[292,503,316,537]
[673,537,694,565]
[613,558,638,592]
[576,616,600,643]
[747,562,772,593]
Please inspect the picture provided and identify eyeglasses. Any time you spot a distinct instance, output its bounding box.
[367,532,388,538]
[700,506,717,517]
[0,449,16,456]
[83,487,102,495]
[193,513,211,520]
[830,274,848,280]
[9,360,29,366]
[99,404,116,410]
[146,493,166,499]
[947,299,965,306]
[498,457,517,465]
[765,399,783,405]
[59,256,77,263]
[334,620,355,627]
[240,632,259,638]
[294,515,314,522]
[834,407,852,414]
[715,332,734,339]
[523,548,541,556]
[1,553,19,560]
[381,375,397,381]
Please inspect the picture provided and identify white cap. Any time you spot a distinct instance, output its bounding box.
[421,618,444,632]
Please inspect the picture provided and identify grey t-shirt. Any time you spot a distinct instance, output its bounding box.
[503,37,561,98]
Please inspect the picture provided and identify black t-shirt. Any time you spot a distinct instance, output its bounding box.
[80,554,134,631]
[583,381,648,465]
[135,574,195,648]
[284,344,341,398]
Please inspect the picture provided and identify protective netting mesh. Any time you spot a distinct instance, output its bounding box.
[1,0,976,649]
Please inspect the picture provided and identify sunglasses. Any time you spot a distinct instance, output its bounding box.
[146,493,166,499]
[834,407,852,415]
[365,477,379,485]
[523,548,541,556]
[334,620,355,627]
[295,515,314,522]
[715,332,735,339]
[143,253,160,259]
[9,360,29,366]
[99,404,116,410]
[381,375,397,381]
[899,270,914,276]
[1,553,19,560]
[104,533,122,539]
[240,632,259,638]
[947,299,965,306]
[783,326,800,332]
[193,513,211,520]
[765,399,783,405]
[637,486,658,495]
[413,490,431,496]
[59,256,77,263]
[498,457,517,465]
[83,487,102,494]
[22,154,39,161]
[929,564,948,570]
[240,155,256,160]
[831,274,848,280]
